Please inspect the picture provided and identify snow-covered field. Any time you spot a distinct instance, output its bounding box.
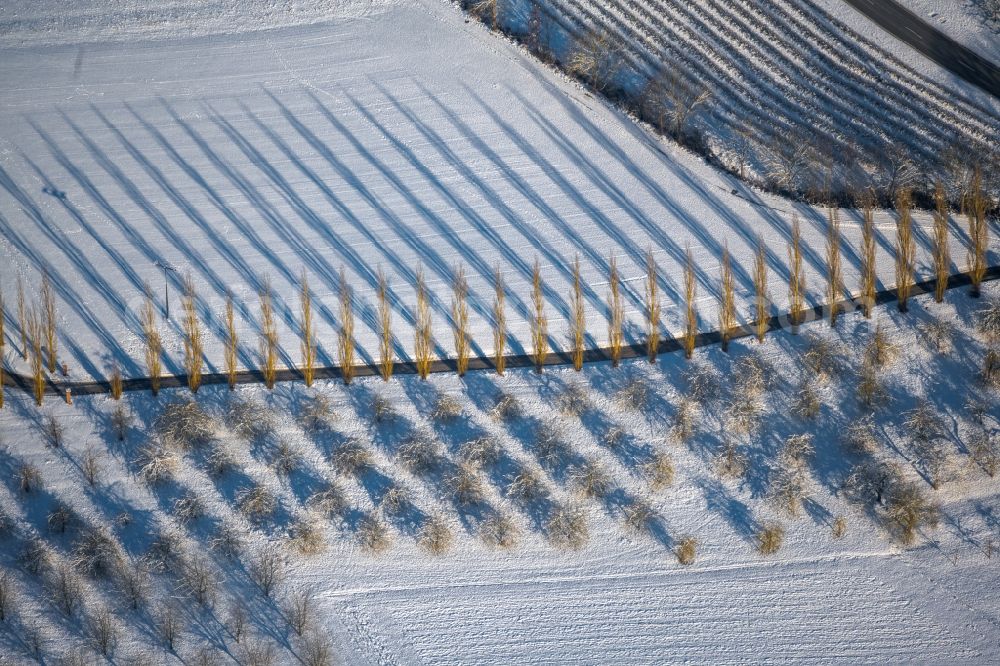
[0,284,998,664]
[894,0,1000,65]
[0,0,995,385]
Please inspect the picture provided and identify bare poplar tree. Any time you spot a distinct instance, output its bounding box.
[531,258,548,373]
[16,276,27,360]
[224,290,238,390]
[683,245,697,360]
[754,235,769,343]
[493,266,506,376]
[109,363,123,401]
[142,284,163,396]
[895,188,915,313]
[967,166,989,298]
[571,256,585,371]
[377,268,393,382]
[338,267,355,385]
[414,267,432,380]
[452,265,470,376]
[182,273,203,393]
[645,248,661,362]
[608,254,623,367]
[860,194,877,318]
[27,308,44,406]
[788,215,806,332]
[932,181,951,303]
[259,278,278,390]
[41,269,57,373]
[826,207,843,326]
[299,271,316,387]
[0,287,5,352]
[719,242,736,352]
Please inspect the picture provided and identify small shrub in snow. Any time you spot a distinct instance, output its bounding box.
[72,527,123,580]
[181,555,218,606]
[46,561,83,616]
[479,514,520,549]
[148,528,187,572]
[307,483,348,518]
[976,299,1000,343]
[911,438,951,489]
[236,484,277,523]
[843,415,880,455]
[601,426,627,450]
[44,415,64,448]
[0,571,15,621]
[856,362,890,408]
[248,544,285,598]
[570,461,612,499]
[903,400,945,443]
[725,394,764,436]
[299,394,336,432]
[135,443,179,486]
[780,434,815,469]
[157,603,185,651]
[732,352,773,398]
[288,517,325,555]
[534,420,570,469]
[379,485,410,517]
[792,379,822,420]
[173,492,204,525]
[623,498,656,534]
[271,440,302,478]
[18,463,43,494]
[118,559,150,610]
[418,515,454,556]
[371,393,397,423]
[88,605,119,658]
[159,401,217,448]
[397,433,442,476]
[284,587,314,637]
[863,324,899,369]
[769,470,806,518]
[756,522,784,555]
[239,639,277,666]
[110,402,132,441]
[226,603,246,644]
[459,436,501,469]
[832,515,848,539]
[969,430,1000,477]
[488,392,522,421]
[19,538,52,576]
[918,318,954,354]
[357,514,392,553]
[506,467,548,502]
[331,439,373,477]
[675,537,698,565]
[983,349,1000,388]
[206,442,238,478]
[802,334,842,380]
[714,441,748,480]
[669,397,701,444]
[557,382,590,417]
[209,522,244,558]
[682,362,720,404]
[965,398,991,426]
[225,399,273,441]
[643,450,675,490]
[80,446,100,486]
[447,465,485,506]
[47,502,75,534]
[300,633,334,666]
[545,505,589,550]
[885,481,938,545]
[430,394,463,422]
[614,378,649,412]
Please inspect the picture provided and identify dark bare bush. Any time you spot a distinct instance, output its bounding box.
[732,352,774,397]
[271,440,302,478]
[158,401,217,448]
[614,378,649,412]
[669,397,701,444]
[557,382,591,417]
[918,318,954,354]
[792,380,822,420]
[643,450,675,490]
[459,436,501,470]
[88,604,118,657]
[976,299,1000,344]
[714,441,748,480]
[965,397,992,426]
[226,399,274,441]
[209,522,244,558]
[802,335,843,380]
[506,467,549,502]
[135,443,179,486]
[148,528,188,573]
[300,632,334,666]
[47,502,76,534]
[682,362,720,404]
[248,544,285,598]
[757,523,785,555]
[911,438,951,489]
[431,394,463,422]
[676,536,698,565]
[397,432,442,476]
[285,587,314,637]
[864,324,900,369]
[73,527,123,579]
[157,603,184,651]
[110,403,132,441]
[843,416,880,455]
[357,514,392,554]
[447,465,485,506]
[479,513,520,549]
[188,647,224,666]
[843,459,903,506]
[769,470,807,517]
[601,426,627,450]
[237,483,277,523]
[44,415,64,448]
[488,391,521,421]
[546,505,588,550]
[206,442,238,478]
[0,571,15,621]
[240,639,277,666]
[118,559,150,610]
[300,394,337,432]
[983,348,1000,388]
[904,401,946,444]
[18,463,43,494]
[371,393,397,423]
[379,485,410,517]
[856,362,890,408]
[832,515,848,539]
[331,439,373,477]
[46,561,83,616]
[570,461,612,500]
[19,538,52,576]
[780,434,815,469]
[289,516,325,555]
[418,515,454,555]
[307,482,348,518]
[80,447,100,486]
[970,430,1000,476]
[885,481,939,545]
[623,498,656,534]
[181,555,219,606]
[173,492,204,525]
[725,394,764,436]
[534,420,570,469]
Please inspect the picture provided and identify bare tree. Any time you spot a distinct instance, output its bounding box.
[259,278,279,390]
[88,604,118,657]
[683,245,697,359]
[300,270,316,387]
[249,544,285,598]
[338,267,355,385]
[17,276,28,360]
[414,267,432,380]
[932,181,951,303]
[378,268,393,381]
[788,215,806,332]
[224,290,238,390]
[567,29,622,92]
[571,255,585,371]
[531,258,548,373]
[754,235,769,343]
[0,571,14,621]
[40,269,57,373]
[608,254,623,367]
[719,242,736,352]
[157,603,184,652]
[493,266,506,375]
[26,307,45,406]
[142,283,163,396]
[826,207,843,326]
[452,264,470,376]
[895,189,916,312]
[643,68,711,141]
[967,166,990,297]
[645,248,661,362]
[285,587,314,637]
[859,193,877,318]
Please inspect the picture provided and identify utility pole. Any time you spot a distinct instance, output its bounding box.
[154,261,178,320]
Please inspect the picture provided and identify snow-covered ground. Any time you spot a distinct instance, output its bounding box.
[0,0,995,384]
[0,283,997,664]
[892,0,1000,65]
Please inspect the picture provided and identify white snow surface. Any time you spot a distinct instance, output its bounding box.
[892,0,1000,66]
[0,286,998,663]
[0,0,995,383]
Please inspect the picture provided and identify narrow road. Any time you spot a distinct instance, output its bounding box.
[842,0,1000,99]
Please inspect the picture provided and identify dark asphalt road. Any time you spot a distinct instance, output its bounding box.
[843,0,1000,99]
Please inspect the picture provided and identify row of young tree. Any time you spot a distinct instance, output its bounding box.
[0,175,993,406]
